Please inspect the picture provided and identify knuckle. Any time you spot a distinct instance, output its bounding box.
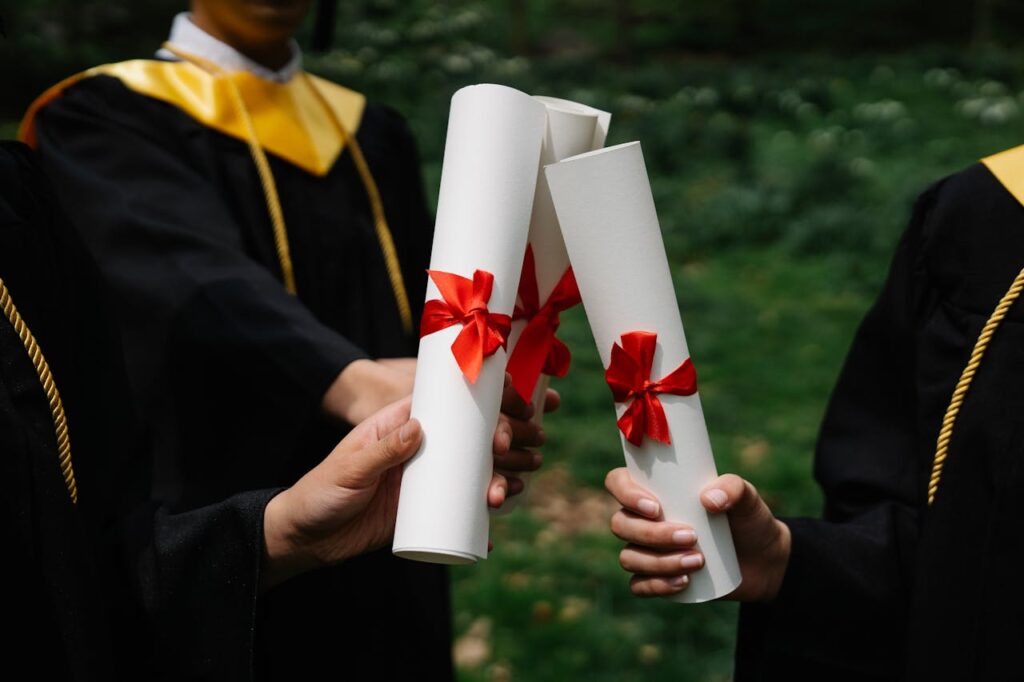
[604,468,624,492]
[744,480,759,501]
[720,473,743,490]
[380,434,399,457]
[610,511,626,536]
[640,527,662,547]
[604,469,617,492]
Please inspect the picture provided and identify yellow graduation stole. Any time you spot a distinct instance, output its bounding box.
[20,55,413,334]
[928,147,1024,504]
[19,58,366,177]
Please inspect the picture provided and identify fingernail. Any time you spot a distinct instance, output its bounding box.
[705,489,729,510]
[680,554,704,570]
[400,420,417,444]
[670,574,689,588]
[637,498,660,516]
[672,529,696,545]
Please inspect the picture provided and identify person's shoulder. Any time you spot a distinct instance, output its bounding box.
[296,71,417,157]
[356,102,420,167]
[918,150,1024,317]
[0,141,38,179]
[929,160,1017,224]
[0,141,52,224]
[359,99,415,139]
[361,101,411,131]
[22,60,194,145]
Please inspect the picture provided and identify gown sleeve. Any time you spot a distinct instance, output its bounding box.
[734,182,945,680]
[115,490,282,681]
[0,140,280,681]
[31,76,370,417]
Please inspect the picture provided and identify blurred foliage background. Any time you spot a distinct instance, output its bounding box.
[4,1,1024,680]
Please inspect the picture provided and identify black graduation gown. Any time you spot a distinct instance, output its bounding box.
[30,68,451,680]
[734,162,1024,680]
[0,140,278,681]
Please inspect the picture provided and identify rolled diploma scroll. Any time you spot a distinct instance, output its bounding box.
[392,84,547,564]
[495,96,611,515]
[544,141,741,601]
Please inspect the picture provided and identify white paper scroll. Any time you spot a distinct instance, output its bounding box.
[495,97,612,516]
[392,85,547,564]
[544,142,741,602]
[524,97,611,304]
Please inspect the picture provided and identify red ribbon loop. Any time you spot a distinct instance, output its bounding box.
[604,331,698,446]
[420,269,512,383]
[506,245,582,402]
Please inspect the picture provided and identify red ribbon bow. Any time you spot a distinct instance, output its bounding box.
[604,331,698,446]
[420,269,512,383]
[506,245,582,402]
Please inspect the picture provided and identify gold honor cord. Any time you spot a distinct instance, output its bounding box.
[160,43,297,294]
[928,266,1024,504]
[0,278,78,503]
[223,78,299,294]
[160,44,412,333]
[303,73,413,335]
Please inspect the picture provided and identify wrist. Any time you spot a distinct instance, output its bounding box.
[763,519,792,601]
[321,359,379,424]
[260,489,316,591]
[324,360,414,425]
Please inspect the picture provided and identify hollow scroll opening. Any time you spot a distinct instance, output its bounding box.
[393,547,480,565]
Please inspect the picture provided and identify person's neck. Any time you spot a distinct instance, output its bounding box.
[190,11,292,71]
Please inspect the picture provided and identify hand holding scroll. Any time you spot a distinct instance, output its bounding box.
[605,469,791,601]
[261,397,515,589]
[493,375,560,498]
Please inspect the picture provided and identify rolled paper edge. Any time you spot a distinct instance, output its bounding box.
[533,95,611,148]
[392,546,481,565]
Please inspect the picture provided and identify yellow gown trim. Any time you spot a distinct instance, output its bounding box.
[927,147,1024,504]
[19,58,366,177]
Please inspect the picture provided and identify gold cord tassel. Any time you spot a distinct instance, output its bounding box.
[0,278,78,503]
[928,266,1024,504]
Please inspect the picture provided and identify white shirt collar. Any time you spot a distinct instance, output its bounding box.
[156,12,302,83]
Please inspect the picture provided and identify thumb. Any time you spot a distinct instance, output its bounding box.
[700,474,763,519]
[333,418,422,489]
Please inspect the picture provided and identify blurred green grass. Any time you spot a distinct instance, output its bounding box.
[314,43,1024,682]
